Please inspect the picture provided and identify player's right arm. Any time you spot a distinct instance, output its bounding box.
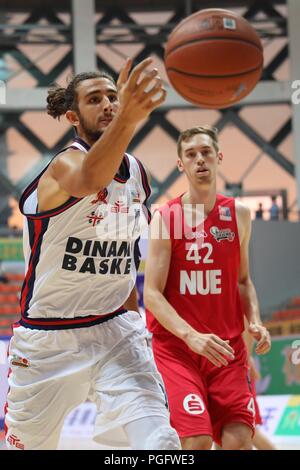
[144,211,235,367]
[38,58,166,210]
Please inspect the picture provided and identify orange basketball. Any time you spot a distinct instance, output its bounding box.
[164,9,263,109]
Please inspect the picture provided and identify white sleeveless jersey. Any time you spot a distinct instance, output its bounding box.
[19,137,151,330]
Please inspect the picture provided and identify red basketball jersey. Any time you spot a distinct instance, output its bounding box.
[146,194,244,339]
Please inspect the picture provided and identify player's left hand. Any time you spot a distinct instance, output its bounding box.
[248,323,271,355]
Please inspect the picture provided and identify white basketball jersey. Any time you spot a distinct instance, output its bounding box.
[19,137,151,329]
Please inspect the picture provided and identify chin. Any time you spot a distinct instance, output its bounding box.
[196,177,211,186]
[196,174,209,181]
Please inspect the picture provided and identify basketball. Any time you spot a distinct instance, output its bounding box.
[164,9,263,109]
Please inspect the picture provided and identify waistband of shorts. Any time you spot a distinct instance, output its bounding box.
[17,307,127,330]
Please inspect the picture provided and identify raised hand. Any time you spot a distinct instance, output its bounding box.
[116,57,167,125]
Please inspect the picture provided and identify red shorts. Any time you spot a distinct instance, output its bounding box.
[152,334,256,446]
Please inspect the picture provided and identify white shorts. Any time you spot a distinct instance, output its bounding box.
[5,311,170,450]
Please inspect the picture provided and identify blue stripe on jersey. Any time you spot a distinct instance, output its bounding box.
[134,237,141,272]
[74,136,90,151]
[27,217,35,250]
[20,217,49,318]
[25,196,82,220]
[135,158,152,223]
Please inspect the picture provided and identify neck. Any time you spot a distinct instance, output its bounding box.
[183,183,217,215]
[76,129,99,148]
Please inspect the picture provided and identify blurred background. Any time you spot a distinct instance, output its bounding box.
[0,0,299,449]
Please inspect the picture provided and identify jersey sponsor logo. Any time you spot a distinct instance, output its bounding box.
[111,200,129,213]
[91,188,108,205]
[219,205,232,221]
[86,211,105,226]
[210,226,235,242]
[180,269,222,295]
[61,237,132,275]
[183,394,205,415]
[7,434,25,449]
[131,189,141,203]
[11,354,30,368]
[185,230,207,251]
[185,229,208,240]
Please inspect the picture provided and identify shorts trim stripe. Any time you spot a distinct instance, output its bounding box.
[18,307,127,330]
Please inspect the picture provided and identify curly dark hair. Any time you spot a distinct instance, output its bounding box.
[46,71,115,120]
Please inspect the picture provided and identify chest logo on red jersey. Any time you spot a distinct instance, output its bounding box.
[185,229,208,240]
[219,205,232,221]
[210,226,235,242]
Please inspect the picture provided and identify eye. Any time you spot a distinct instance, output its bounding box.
[202,149,213,157]
[89,96,100,104]
[108,94,118,102]
[187,151,196,158]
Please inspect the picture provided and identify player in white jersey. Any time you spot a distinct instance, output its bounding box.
[4,58,181,450]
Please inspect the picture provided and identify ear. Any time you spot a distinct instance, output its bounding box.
[217,152,223,165]
[177,158,184,173]
[66,110,80,128]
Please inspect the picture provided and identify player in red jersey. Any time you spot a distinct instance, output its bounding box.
[144,125,271,450]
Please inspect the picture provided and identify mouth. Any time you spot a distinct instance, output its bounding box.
[196,168,209,176]
[98,117,113,125]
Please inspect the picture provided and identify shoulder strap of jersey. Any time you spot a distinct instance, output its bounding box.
[19,142,82,217]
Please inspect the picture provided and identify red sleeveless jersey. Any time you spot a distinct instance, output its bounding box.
[146,194,244,339]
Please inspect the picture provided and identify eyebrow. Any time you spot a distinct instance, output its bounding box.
[85,88,117,99]
[184,145,212,152]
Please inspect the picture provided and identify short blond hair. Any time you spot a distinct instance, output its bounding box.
[177,125,219,158]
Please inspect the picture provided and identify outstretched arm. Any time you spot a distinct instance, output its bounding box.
[52,58,166,196]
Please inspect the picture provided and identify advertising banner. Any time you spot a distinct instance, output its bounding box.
[254,336,300,395]
[0,238,23,261]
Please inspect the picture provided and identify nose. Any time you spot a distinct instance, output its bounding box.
[102,95,113,112]
[196,152,205,164]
